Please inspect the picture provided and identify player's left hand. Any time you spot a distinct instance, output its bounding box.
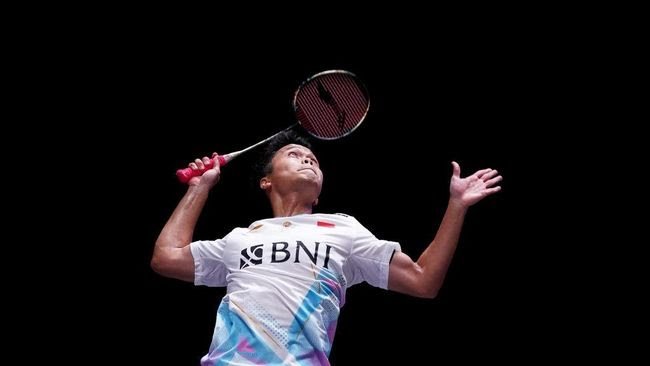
[449,161,502,207]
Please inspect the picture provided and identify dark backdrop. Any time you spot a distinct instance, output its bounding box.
[94,39,566,365]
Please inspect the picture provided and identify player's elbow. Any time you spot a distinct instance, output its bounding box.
[413,286,438,299]
[421,289,438,299]
[151,250,175,277]
[396,280,439,299]
[408,271,440,299]
[150,254,166,275]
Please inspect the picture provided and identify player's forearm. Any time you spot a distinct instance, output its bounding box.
[155,185,212,250]
[416,198,468,296]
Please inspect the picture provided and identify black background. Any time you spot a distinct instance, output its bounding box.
[70,32,581,364]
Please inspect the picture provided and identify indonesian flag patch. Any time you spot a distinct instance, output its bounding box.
[317,221,335,228]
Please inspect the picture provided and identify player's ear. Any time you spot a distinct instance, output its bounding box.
[260,177,271,191]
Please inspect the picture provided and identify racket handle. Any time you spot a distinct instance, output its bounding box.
[176,155,228,183]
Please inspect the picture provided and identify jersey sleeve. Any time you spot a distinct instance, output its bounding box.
[342,216,401,289]
[189,231,235,287]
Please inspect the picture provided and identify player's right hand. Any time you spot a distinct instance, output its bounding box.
[187,152,221,188]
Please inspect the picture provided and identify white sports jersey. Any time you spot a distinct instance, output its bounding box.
[190,213,401,365]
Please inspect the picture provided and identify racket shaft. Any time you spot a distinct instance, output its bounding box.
[175,125,295,183]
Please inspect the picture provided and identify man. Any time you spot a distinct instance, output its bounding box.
[151,131,502,365]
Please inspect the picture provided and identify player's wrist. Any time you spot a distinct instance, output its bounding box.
[448,197,469,211]
[187,182,214,195]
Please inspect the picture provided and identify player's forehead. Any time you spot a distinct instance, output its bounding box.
[276,144,315,157]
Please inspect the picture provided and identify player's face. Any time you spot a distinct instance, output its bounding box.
[267,144,323,195]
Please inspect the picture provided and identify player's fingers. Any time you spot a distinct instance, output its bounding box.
[480,170,498,180]
[475,168,492,178]
[195,158,204,170]
[484,175,503,187]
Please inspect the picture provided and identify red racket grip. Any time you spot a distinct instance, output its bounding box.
[176,155,227,183]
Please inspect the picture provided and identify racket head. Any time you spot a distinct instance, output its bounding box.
[292,70,370,140]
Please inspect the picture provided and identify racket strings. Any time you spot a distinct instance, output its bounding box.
[295,73,369,139]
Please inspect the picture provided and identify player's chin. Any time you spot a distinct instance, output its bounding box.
[301,176,321,185]
[297,176,322,188]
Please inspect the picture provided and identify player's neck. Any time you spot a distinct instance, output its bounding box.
[269,192,314,218]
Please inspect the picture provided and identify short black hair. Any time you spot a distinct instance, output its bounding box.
[252,129,313,185]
